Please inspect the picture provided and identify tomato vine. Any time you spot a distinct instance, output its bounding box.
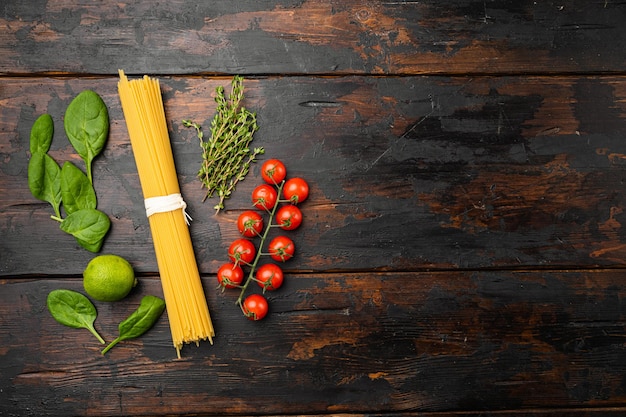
[216,159,308,320]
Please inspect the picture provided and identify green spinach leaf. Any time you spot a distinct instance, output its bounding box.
[28,151,62,218]
[28,90,112,252]
[64,90,109,184]
[61,161,97,215]
[102,295,166,355]
[46,289,105,344]
[30,114,54,154]
[74,237,104,253]
[59,208,111,253]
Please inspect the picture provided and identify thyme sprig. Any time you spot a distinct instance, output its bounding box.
[183,76,263,213]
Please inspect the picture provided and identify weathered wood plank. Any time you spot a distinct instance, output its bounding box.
[2,270,626,416]
[2,2,625,417]
[1,0,625,76]
[2,75,626,275]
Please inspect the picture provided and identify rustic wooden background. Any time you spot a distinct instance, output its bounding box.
[2,1,626,416]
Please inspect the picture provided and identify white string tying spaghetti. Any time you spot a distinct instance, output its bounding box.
[144,193,192,225]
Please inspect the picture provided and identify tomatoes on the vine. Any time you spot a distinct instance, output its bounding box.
[242,294,269,320]
[261,159,287,185]
[237,210,264,237]
[276,204,302,230]
[217,158,310,321]
[251,184,278,211]
[228,238,256,265]
[283,177,309,204]
[268,235,295,262]
[256,263,284,291]
[217,263,244,289]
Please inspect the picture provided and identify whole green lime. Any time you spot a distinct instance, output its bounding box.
[83,254,137,302]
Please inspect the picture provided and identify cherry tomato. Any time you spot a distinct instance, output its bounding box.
[261,159,287,185]
[276,204,302,231]
[242,294,269,320]
[228,238,256,265]
[251,184,278,211]
[256,263,284,291]
[216,263,244,289]
[282,177,309,204]
[268,235,295,262]
[237,210,264,237]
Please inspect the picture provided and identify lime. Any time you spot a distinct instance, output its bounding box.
[83,254,137,302]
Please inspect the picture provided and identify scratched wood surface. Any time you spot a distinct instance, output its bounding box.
[1,0,626,76]
[3,270,626,416]
[2,1,626,416]
[3,75,626,275]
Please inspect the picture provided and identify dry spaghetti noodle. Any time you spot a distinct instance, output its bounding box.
[117,70,214,357]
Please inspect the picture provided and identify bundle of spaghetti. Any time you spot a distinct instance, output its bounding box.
[117,70,214,358]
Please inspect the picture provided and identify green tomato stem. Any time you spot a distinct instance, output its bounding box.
[236,180,285,307]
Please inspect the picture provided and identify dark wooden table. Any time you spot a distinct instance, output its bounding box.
[2,1,626,416]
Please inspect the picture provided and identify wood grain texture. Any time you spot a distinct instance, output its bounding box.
[2,1,626,416]
[2,270,626,416]
[1,0,625,76]
[2,76,626,275]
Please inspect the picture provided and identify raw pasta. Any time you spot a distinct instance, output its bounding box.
[117,70,214,357]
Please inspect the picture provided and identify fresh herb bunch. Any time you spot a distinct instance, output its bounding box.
[183,76,264,213]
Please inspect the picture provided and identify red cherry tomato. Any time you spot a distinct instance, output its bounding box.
[242,294,269,320]
[237,210,264,237]
[216,263,244,289]
[256,263,284,291]
[228,238,256,265]
[268,235,295,262]
[282,177,309,204]
[251,184,278,211]
[261,159,287,185]
[275,204,302,231]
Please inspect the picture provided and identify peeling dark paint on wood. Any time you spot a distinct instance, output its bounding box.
[2,76,626,274]
[2,271,626,415]
[2,1,626,75]
[2,1,626,416]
